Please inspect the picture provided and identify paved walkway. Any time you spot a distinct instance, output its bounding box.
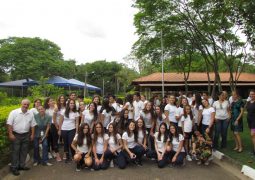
[3,158,244,180]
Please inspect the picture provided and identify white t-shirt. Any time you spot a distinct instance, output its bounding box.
[171,134,185,152]
[102,109,112,128]
[125,102,134,119]
[229,96,233,104]
[137,129,145,144]
[46,108,55,123]
[154,132,168,153]
[140,111,152,128]
[97,105,102,113]
[54,107,65,125]
[192,105,203,124]
[175,107,183,127]
[133,100,144,121]
[106,133,121,153]
[122,132,137,149]
[61,111,79,130]
[202,107,215,125]
[82,110,94,127]
[111,102,122,121]
[187,97,193,105]
[164,104,178,123]
[155,114,167,132]
[73,134,89,153]
[208,98,214,106]
[30,108,39,115]
[181,115,193,133]
[213,100,229,120]
[94,134,108,154]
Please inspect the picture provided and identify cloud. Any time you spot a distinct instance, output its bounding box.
[76,20,106,39]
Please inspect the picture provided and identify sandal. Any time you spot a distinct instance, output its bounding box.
[238,148,243,153]
[233,147,238,151]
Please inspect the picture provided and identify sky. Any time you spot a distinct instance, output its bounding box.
[0,0,138,64]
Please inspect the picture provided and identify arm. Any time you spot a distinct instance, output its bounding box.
[123,139,135,158]
[71,139,79,154]
[208,112,215,129]
[235,107,244,124]
[197,110,202,126]
[45,123,50,137]
[75,116,79,134]
[7,125,15,141]
[58,115,64,135]
[164,110,170,126]
[172,140,184,162]
[52,108,59,129]
[30,126,35,141]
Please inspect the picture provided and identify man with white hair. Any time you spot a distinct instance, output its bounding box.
[6,99,36,176]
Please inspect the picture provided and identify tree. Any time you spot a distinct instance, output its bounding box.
[0,37,65,80]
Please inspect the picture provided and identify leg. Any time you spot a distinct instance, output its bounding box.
[11,135,21,170]
[42,138,49,163]
[19,133,30,168]
[133,145,145,162]
[235,132,242,151]
[158,152,169,168]
[251,130,255,152]
[61,130,69,158]
[93,154,102,170]
[175,152,185,165]
[221,120,229,148]
[51,124,59,153]
[33,138,40,163]
[146,150,157,159]
[68,129,76,157]
[213,120,221,149]
[116,151,126,169]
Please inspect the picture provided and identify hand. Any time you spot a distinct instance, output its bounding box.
[158,154,163,161]
[150,131,154,137]
[234,120,238,126]
[58,130,61,136]
[99,157,104,164]
[9,133,16,141]
[143,144,147,150]
[192,150,196,154]
[54,124,59,130]
[205,128,210,134]
[110,148,115,154]
[129,153,136,159]
[95,158,100,165]
[30,134,34,141]
[172,156,177,163]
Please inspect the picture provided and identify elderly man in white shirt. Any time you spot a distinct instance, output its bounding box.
[6,99,37,176]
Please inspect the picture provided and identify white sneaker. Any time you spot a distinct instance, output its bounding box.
[204,160,210,166]
[110,160,114,168]
[151,158,156,161]
[46,162,53,166]
[33,162,38,167]
[48,153,53,159]
[52,152,56,158]
[186,155,192,162]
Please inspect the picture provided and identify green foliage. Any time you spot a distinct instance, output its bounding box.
[28,77,64,99]
[0,92,22,106]
[84,98,92,105]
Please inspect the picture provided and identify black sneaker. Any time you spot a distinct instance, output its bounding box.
[137,161,143,167]
[11,169,20,176]
[76,164,81,172]
[18,167,30,171]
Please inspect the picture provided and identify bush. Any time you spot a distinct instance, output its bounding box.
[84,98,92,105]
[0,92,22,106]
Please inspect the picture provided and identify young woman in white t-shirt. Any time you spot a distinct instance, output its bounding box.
[123,94,134,120]
[181,105,194,162]
[155,106,167,132]
[92,122,109,170]
[93,95,102,113]
[148,123,170,168]
[175,96,188,134]
[58,99,79,163]
[139,102,156,151]
[71,123,92,171]
[164,95,178,127]
[169,125,185,166]
[191,93,203,131]
[100,99,113,130]
[136,118,147,158]
[201,99,215,137]
[122,120,145,167]
[81,103,98,130]
[104,123,125,169]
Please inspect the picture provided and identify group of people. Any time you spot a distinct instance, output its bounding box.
[6,89,255,176]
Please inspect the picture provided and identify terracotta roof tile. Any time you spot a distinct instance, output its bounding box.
[133,72,255,83]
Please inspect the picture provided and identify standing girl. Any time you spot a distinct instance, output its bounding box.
[247,90,255,154]
[175,97,188,134]
[115,109,129,135]
[122,120,145,167]
[136,118,147,161]
[181,105,194,162]
[230,90,244,152]
[100,99,113,131]
[164,95,178,127]
[155,106,167,132]
[191,93,203,131]
[201,99,215,137]
[123,94,134,120]
[92,122,109,170]
[52,95,66,161]
[58,99,79,163]
[169,125,185,166]
[71,123,92,171]
[81,103,98,129]
[93,95,102,113]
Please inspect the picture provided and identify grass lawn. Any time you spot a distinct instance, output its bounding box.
[220,112,255,168]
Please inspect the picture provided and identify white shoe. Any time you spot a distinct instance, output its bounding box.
[48,153,53,159]
[151,158,156,161]
[186,155,192,162]
[45,162,53,166]
[33,162,38,167]
[52,152,56,158]
[204,160,210,166]
[110,160,114,168]
[197,161,202,165]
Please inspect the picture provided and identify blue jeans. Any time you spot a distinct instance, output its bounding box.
[34,137,48,163]
[213,119,229,148]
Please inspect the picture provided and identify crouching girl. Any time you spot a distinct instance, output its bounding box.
[71,123,92,171]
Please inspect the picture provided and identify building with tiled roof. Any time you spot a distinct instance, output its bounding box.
[132,72,255,98]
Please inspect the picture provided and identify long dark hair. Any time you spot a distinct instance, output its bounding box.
[93,122,104,144]
[57,95,66,111]
[93,95,101,105]
[89,102,98,121]
[136,118,146,142]
[77,123,92,147]
[155,105,163,121]
[108,123,118,144]
[127,120,138,142]
[194,93,202,110]
[44,97,53,109]
[158,122,168,143]
[183,105,193,120]
[100,99,113,113]
[142,102,156,124]
[65,99,77,118]
[169,125,179,142]
[119,109,129,132]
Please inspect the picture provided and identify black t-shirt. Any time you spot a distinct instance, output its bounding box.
[247,101,255,129]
